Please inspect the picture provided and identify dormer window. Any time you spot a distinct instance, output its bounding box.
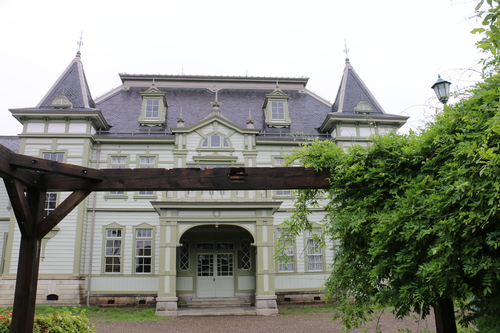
[354,101,374,114]
[138,87,167,126]
[51,95,72,109]
[263,89,291,128]
[202,135,229,148]
[271,101,285,120]
[145,99,160,118]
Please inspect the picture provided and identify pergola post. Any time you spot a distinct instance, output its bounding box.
[10,187,45,333]
[434,298,457,333]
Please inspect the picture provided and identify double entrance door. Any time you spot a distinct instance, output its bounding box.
[197,247,234,297]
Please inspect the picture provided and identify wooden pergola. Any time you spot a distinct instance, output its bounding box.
[0,144,456,332]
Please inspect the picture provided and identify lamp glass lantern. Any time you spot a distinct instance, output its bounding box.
[431,75,451,104]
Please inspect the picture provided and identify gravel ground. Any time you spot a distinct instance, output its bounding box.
[92,308,436,333]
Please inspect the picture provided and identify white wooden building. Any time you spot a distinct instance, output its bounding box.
[0,52,407,315]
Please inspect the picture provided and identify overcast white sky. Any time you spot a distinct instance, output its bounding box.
[0,0,483,136]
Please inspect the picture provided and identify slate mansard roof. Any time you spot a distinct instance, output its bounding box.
[7,53,408,140]
[96,85,332,135]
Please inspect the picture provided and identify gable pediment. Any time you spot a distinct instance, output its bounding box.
[171,115,260,135]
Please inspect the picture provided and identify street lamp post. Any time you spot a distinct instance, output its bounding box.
[431,77,456,333]
[431,75,452,104]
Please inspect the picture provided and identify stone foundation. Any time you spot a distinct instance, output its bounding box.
[155,297,179,316]
[255,295,278,315]
[0,276,85,307]
[276,291,326,304]
[89,294,156,307]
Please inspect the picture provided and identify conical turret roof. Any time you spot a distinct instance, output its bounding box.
[37,52,95,109]
[332,59,384,114]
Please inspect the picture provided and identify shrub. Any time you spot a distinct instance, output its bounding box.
[0,309,95,333]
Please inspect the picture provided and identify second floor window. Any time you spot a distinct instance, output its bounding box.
[43,152,64,162]
[139,157,156,195]
[110,157,127,195]
[201,135,229,148]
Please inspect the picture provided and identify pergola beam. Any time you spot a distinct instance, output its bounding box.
[40,167,332,191]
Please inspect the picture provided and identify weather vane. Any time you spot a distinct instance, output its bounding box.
[344,39,349,60]
[77,32,84,52]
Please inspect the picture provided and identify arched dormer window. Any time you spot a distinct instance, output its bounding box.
[354,101,374,114]
[51,95,72,109]
[201,135,229,148]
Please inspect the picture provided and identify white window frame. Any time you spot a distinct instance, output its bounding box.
[104,228,123,273]
[44,192,58,217]
[134,228,153,274]
[263,90,291,128]
[43,152,64,162]
[306,229,323,271]
[277,229,295,272]
[109,156,127,195]
[138,156,156,196]
[145,99,160,118]
[201,135,230,148]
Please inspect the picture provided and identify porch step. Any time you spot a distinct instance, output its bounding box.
[184,297,251,308]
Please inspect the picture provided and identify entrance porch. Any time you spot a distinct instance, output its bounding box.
[152,201,281,316]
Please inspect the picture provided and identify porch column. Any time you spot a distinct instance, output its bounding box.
[255,219,278,315]
[156,216,179,316]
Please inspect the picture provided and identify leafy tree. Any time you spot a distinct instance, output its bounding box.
[279,2,500,332]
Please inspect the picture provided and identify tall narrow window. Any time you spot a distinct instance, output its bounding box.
[135,229,152,273]
[110,156,127,195]
[306,229,323,271]
[105,229,122,273]
[277,229,295,272]
[44,193,58,217]
[240,240,251,270]
[138,156,156,195]
[179,241,190,271]
[42,153,64,216]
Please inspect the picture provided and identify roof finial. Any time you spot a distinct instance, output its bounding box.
[209,87,222,114]
[344,39,350,62]
[246,107,255,129]
[177,106,185,127]
[76,31,84,56]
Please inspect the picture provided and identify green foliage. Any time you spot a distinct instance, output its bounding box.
[34,305,169,323]
[34,311,95,333]
[473,0,500,74]
[278,3,500,329]
[86,307,167,323]
[0,308,95,333]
